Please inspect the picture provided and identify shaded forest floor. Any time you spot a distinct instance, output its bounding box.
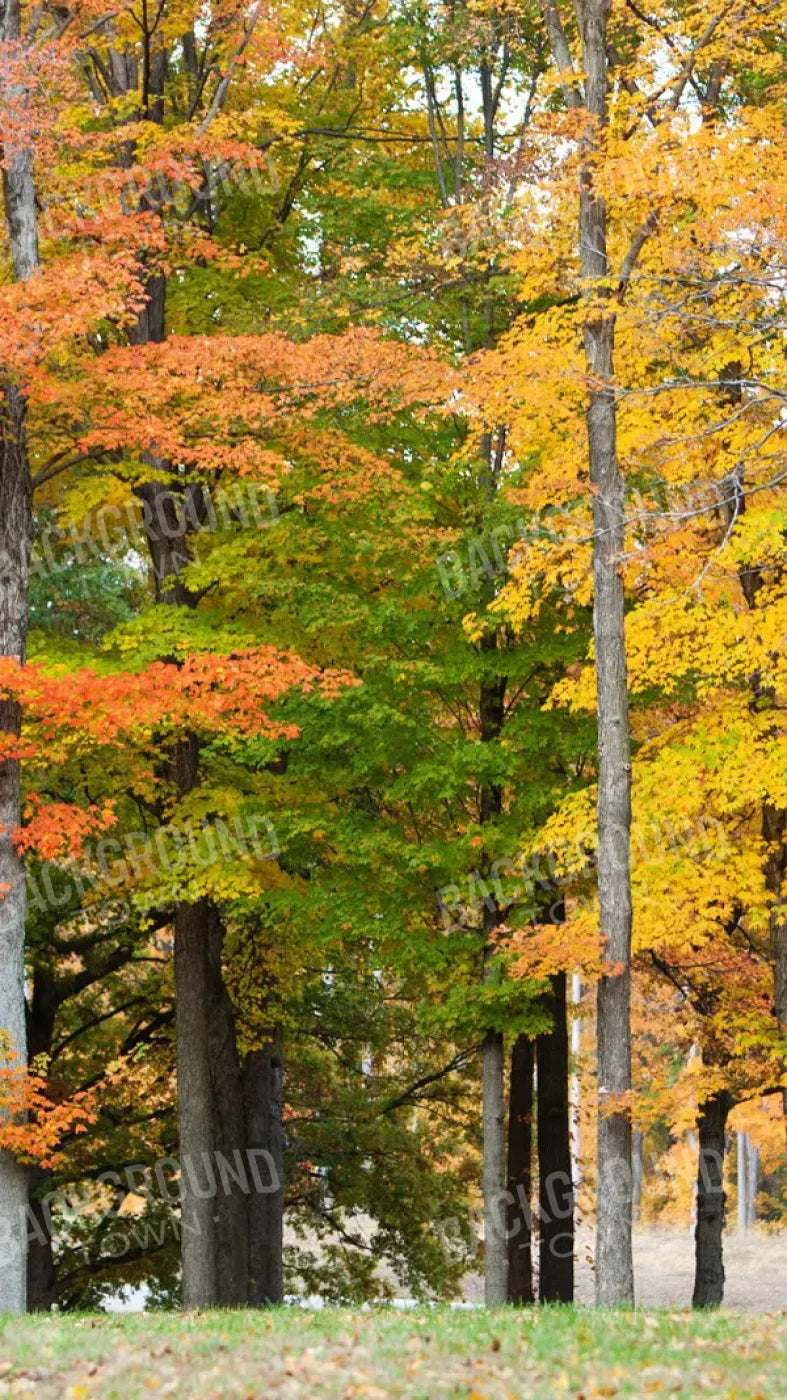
[1,1305,786,1400]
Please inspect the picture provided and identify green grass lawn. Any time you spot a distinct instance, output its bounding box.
[0,1307,784,1399]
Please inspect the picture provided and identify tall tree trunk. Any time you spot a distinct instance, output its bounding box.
[537,972,574,1302]
[481,1019,507,1305]
[132,274,253,1305]
[206,908,249,1306]
[570,973,582,1189]
[506,1034,534,1304]
[0,0,39,1311]
[129,272,225,1307]
[692,1090,732,1309]
[175,892,218,1307]
[244,1034,285,1305]
[171,730,219,1307]
[580,0,634,1306]
[538,0,634,1306]
[0,421,31,1315]
[133,273,285,1303]
[479,656,508,1306]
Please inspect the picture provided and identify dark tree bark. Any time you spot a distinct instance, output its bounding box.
[692,1090,732,1309]
[25,972,58,1309]
[537,972,574,1302]
[244,1034,285,1305]
[206,909,249,1306]
[26,1190,57,1311]
[506,1034,534,1304]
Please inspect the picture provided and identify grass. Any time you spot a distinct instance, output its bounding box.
[0,1306,785,1399]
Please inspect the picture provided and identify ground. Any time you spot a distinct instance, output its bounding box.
[463,1229,787,1312]
[2,1230,786,1398]
[1,1306,786,1399]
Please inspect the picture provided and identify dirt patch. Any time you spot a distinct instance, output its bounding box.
[461,1229,787,1310]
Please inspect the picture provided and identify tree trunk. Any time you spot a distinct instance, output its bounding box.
[133,272,285,1302]
[478,647,508,1306]
[0,0,38,1301]
[26,1190,56,1311]
[537,972,574,1302]
[570,973,582,1191]
[168,731,218,1308]
[244,1035,285,1305]
[506,1034,534,1304]
[481,1022,507,1305]
[693,1090,732,1309]
[26,978,57,1309]
[737,1130,748,1235]
[130,277,225,1306]
[632,1129,644,1223]
[0,420,31,1315]
[580,0,635,1307]
[206,908,249,1306]
[175,890,218,1307]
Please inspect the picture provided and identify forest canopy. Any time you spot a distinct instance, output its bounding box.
[0,0,785,1315]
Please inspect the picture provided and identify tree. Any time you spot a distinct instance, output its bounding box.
[1,0,40,1312]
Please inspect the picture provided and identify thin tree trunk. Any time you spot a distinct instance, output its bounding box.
[0,0,39,1310]
[579,0,634,1307]
[632,1129,644,1223]
[570,973,582,1190]
[244,1034,285,1305]
[0,419,31,1315]
[693,1090,732,1308]
[537,972,574,1302]
[538,0,634,1307]
[737,1130,748,1235]
[479,653,508,1307]
[747,1141,759,1227]
[506,1034,534,1304]
[482,1020,507,1305]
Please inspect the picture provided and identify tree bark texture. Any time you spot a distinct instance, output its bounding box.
[692,1090,731,1309]
[0,0,39,1312]
[537,972,574,1302]
[579,0,635,1306]
[506,1034,534,1304]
